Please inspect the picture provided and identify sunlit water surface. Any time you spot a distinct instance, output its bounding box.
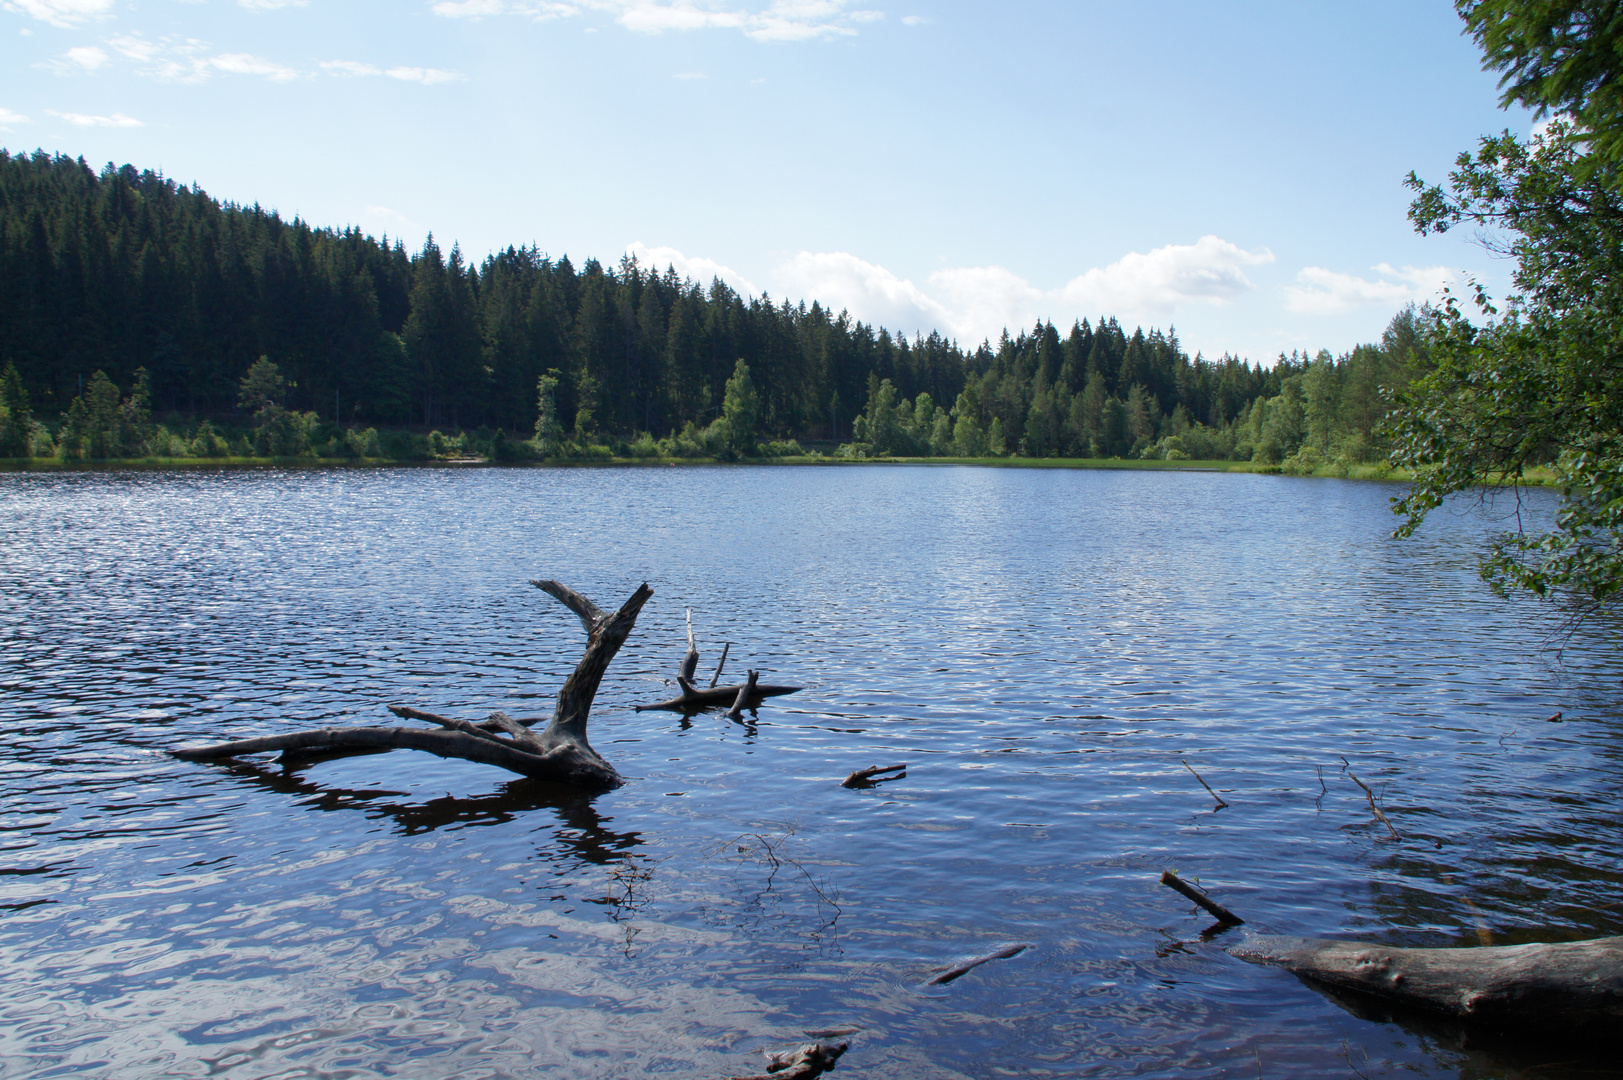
[2,465,1620,1079]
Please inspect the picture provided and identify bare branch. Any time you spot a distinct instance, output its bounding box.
[531,579,606,633]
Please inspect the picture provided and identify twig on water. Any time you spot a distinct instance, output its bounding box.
[1348,772,1400,840]
[1183,759,1229,809]
[1159,870,1244,926]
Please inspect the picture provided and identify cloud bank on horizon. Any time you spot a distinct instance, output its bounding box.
[628,238,1455,354]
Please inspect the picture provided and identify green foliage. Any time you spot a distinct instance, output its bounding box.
[55,369,157,459]
[719,358,760,457]
[1396,105,1623,608]
[1460,0,1623,175]
[235,358,318,456]
[190,419,231,458]
[534,369,565,457]
[0,361,34,457]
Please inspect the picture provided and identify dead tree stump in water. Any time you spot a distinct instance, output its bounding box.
[171,580,652,789]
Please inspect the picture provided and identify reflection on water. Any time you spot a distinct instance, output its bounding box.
[1,465,1621,1078]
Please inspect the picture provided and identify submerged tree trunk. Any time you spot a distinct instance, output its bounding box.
[172,580,653,788]
[1230,933,1623,1034]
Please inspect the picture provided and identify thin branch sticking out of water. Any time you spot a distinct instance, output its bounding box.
[1347,772,1400,840]
[1183,759,1229,809]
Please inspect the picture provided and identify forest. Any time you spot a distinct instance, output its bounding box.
[0,148,1421,467]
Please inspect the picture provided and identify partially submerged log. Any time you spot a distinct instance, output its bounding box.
[1230,933,1623,1034]
[635,679,802,713]
[727,1040,848,1080]
[172,580,652,789]
[923,943,1031,985]
[636,613,800,712]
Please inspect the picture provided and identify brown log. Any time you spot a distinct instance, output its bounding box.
[635,681,801,712]
[1230,933,1623,1033]
[172,581,652,789]
[923,943,1030,985]
[726,1040,848,1080]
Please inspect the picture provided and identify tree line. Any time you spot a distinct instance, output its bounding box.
[1,147,1420,464]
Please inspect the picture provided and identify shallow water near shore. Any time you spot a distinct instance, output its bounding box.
[1,464,1620,1079]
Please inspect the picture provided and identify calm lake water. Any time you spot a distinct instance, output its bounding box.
[2,465,1620,1079]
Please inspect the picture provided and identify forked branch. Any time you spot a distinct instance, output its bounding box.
[173,581,652,789]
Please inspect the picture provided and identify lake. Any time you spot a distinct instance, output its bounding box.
[2,464,1620,1079]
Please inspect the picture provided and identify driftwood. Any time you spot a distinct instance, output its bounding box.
[841,763,906,789]
[172,580,652,789]
[636,680,802,712]
[1230,933,1623,1034]
[727,1040,848,1080]
[1159,871,1244,927]
[923,943,1030,985]
[636,613,801,712]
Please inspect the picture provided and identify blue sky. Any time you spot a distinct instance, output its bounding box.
[3,0,1532,364]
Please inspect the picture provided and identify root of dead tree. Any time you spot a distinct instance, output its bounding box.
[171,580,652,789]
[1230,933,1623,1034]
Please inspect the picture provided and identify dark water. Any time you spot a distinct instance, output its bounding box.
[2,465,1620,1079]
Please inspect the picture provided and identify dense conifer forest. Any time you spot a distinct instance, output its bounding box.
[0,149,1422,466]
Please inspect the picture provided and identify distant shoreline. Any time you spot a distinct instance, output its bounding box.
[0,455,1562,486]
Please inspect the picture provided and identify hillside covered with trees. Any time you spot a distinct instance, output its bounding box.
[0,148,1421,466]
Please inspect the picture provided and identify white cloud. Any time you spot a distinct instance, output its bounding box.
[321,59,382,76]
[431,0,506,15]
[3,0,114,28]
[47,108,142,126]
[102,35,302,82]
[1284,263,1455,315]
[432,0,880,40]
[238,0,306,9]
[900,13,923,24]
[0,107,32,128]
[319,59,462,85]
[1054,235,1274,314]
[432,0,579,16]
[386,66,463,84]
[776,249,953,331]
[631,237,1277,345]
[626,241,759,296]
[61,44,110,69]
[209,52,300,80]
